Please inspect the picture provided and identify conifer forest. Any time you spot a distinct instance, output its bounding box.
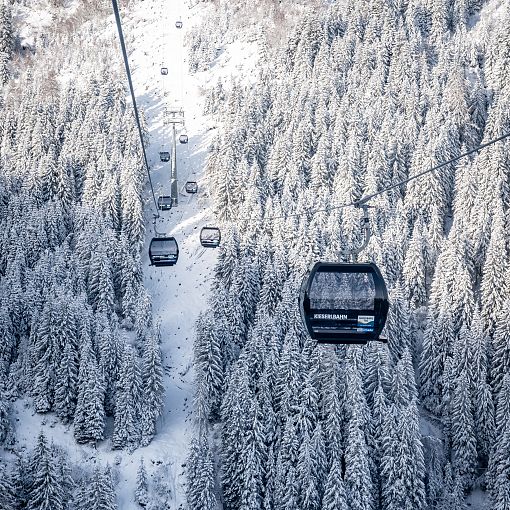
[0,0,510,508]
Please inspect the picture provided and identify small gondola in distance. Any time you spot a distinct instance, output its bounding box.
[179,134,188,144]
[149,237,179,266]
[161,67,168,75]
[157,196,173,210]
[159,151,170,162]
[299,262,389,345]
[185,181,198,194]
[175,20,183,28]
[200,226,221,248]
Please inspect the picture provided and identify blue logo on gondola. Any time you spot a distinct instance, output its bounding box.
[357,315,375,331]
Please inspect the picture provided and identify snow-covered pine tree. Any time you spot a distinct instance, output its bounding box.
[73,333,106,444]
[436,463,468,510]
[190,431,218,510]
[140,326,164,446]
[95,313,120,416]
[135,458,149,507]
[221,366,254,509]
[321,455,348,510]
[0,461,16,510]
[54,307,79,423]
[480,201,508,336]
[32,296,59,413]
[381,400,426,510]
[0,0,13,85]
[296,428,320,510]
[487,374,510,490]
[451,371,477,488]
[0,385,10,444]
[491,301,510,395]
[27,433,64,510]
[345,410,375,510]
[385,283,412,362]
[420,311,452,414]
[402,219,428,309]
[194,311,224,421]
[74,464,118,510]
[113,343,141,449]
[88,239,115,316]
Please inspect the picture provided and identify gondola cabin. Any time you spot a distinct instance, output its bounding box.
[175,20,183,28]
[200,226,221,248]
[161,67,168,75]
[185,181,198,194]
[299,262,389,345]
[179,134,188,144]
[159,151,170,162]
[149,237,179,266]
[157,196,173,210]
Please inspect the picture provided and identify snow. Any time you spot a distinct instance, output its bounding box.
[13,0,82,48]
[8,0,260,507]
[467,488,489,509]
[203,38,260,86]
[467,0,507,37]
[14,4,53,47]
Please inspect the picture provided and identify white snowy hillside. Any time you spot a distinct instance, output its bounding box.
[0,0,510,509]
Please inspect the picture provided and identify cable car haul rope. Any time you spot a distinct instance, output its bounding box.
[237,132,510,223]
[111,0,159,216]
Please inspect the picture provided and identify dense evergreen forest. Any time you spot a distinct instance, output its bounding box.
[187,0,510,509]
[0,0,163,506]
[1,0,510,507]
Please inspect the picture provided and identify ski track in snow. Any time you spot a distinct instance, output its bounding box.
[10,0,261,507]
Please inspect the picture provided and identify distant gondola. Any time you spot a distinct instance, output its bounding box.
[157,196,173,210]
[159,151,170,162]
[185,181,198,194]
[299,262,389,345]
[149,237,179,266]
[179,134,188,144]
[161,67,168,75]
[175,20,183,28]
[200,226,221,248]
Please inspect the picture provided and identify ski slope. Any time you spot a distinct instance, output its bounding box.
[117,0,220,505]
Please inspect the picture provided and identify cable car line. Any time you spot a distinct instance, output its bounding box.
[111,0,160,217]
[355,130,510,207]
[236,131,510,223]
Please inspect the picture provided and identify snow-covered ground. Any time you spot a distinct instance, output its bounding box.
[10,0,260,507]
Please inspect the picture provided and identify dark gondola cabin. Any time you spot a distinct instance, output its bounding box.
[159,151,170,162]
[175,20,183,28]
[185,181,198,194]
[200,226,221,248]
[157,196,173,210]
[179,134,188,144]
[149,237,179,266]
[300,262,389,345]
[161,67,168,75]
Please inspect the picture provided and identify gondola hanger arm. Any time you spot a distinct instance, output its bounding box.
[153,214,167,237]
[349,203,371,261]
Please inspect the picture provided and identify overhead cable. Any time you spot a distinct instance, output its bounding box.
[111,0,160,216]
[237,131,510,222]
